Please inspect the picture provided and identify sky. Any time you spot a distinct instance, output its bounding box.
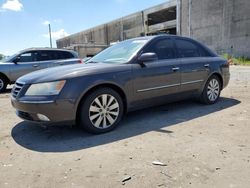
[0,0,167,56]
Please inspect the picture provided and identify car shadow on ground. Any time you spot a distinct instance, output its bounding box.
[11,97,240,153]
[1,89,12,94]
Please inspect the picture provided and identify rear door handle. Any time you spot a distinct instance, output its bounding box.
[33,64,39,68]
[204,64,210,68]
[172,67,180,71]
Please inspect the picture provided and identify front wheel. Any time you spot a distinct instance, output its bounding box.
[78,88,124,134]
[200,75,221,105]
[0,76,7,93]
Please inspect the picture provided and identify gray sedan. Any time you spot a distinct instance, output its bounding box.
[11,35,230,134]
[0,48,81,92]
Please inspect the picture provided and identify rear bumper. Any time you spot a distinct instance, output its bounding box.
[223,73,230,89]
[11,98,76,124]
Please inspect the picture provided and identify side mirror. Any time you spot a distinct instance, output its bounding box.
[138,52,158,64]
[13,56,20,64]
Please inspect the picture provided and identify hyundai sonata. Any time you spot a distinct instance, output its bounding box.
[11,35,230,133]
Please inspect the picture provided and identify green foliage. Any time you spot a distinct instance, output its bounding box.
[0,54,4,61]
[222,54,250,66]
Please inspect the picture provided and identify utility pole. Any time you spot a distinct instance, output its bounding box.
[48,24,52,48]
[188,0,192,37]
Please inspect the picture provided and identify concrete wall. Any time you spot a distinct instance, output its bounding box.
[56,25,107,47]
[121,12,144,40]
[106,12,145,43]
[57,0,250,58]
[181,0,250,57]
[57,12,146,57]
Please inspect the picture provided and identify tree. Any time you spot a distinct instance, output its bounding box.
[0,54,4,61]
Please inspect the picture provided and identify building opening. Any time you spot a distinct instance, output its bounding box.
[146,6,177,35]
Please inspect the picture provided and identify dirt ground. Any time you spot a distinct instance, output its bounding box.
[0,66,249,188]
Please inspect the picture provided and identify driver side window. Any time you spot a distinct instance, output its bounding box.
[18,51,38,63]
[144,38,175,60]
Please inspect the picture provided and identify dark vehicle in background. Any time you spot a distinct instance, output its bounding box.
[0,48,82,92]
[11,35,230,134]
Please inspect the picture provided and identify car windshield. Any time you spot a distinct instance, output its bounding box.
[3,53,17,62]
[89,39,149,64]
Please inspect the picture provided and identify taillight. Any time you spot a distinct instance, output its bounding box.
[227,58,233,66]
[78,59,83,64]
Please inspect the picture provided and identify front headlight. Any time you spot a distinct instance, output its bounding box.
[25,80,66,96]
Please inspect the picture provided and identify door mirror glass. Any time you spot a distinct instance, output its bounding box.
[138,52,158,63]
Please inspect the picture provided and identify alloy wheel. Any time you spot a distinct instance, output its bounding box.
[89,94,120,129]
[0,79,4,90]
[207,79,220,102]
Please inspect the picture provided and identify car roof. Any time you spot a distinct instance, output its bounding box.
[19,48,75,53]
[128,34,196,42]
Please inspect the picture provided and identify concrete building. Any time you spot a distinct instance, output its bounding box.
[57,0,250,58]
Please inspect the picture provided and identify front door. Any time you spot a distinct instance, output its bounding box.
[11,51,40,81]
[132,38,181,103]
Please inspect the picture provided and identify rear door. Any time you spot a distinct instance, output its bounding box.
[38,50,59,68]
[132,37,181,102]
[47,51,76,67]
[57,51,77,66]
[175,38,210,92]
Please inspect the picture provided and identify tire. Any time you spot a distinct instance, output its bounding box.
[78,87,124,134]
[200,75,221,105]
[0,76,7,93]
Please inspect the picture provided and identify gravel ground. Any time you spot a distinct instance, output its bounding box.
[0,66,249,188]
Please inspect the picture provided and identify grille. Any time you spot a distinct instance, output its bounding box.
[12,82,25,99]
[17,110,34,121]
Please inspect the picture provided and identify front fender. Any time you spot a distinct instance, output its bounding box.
[75,80,126,108]
[59,70,132,120]
[0,64,11,82]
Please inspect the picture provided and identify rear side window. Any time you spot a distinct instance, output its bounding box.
[38,51,74,61]
[175,39,212,58]
[39,51,54,61]
[144,38,175,60]
[175,39,200,58]
[60,51,74,59]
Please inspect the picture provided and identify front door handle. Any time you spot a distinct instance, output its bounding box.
[33,64,39,68]
[172,67,180,71]
[204,64,210,68]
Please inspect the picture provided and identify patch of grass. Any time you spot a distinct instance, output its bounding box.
[222,54,250,66]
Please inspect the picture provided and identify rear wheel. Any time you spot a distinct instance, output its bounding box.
[78,88,124,134]
[200,75,221,104]
[0,76,7,93]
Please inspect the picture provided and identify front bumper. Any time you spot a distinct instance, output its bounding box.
[11,97,76,124]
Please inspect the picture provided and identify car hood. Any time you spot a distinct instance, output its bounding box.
[0,61,13,65]
[17,63,128,84]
